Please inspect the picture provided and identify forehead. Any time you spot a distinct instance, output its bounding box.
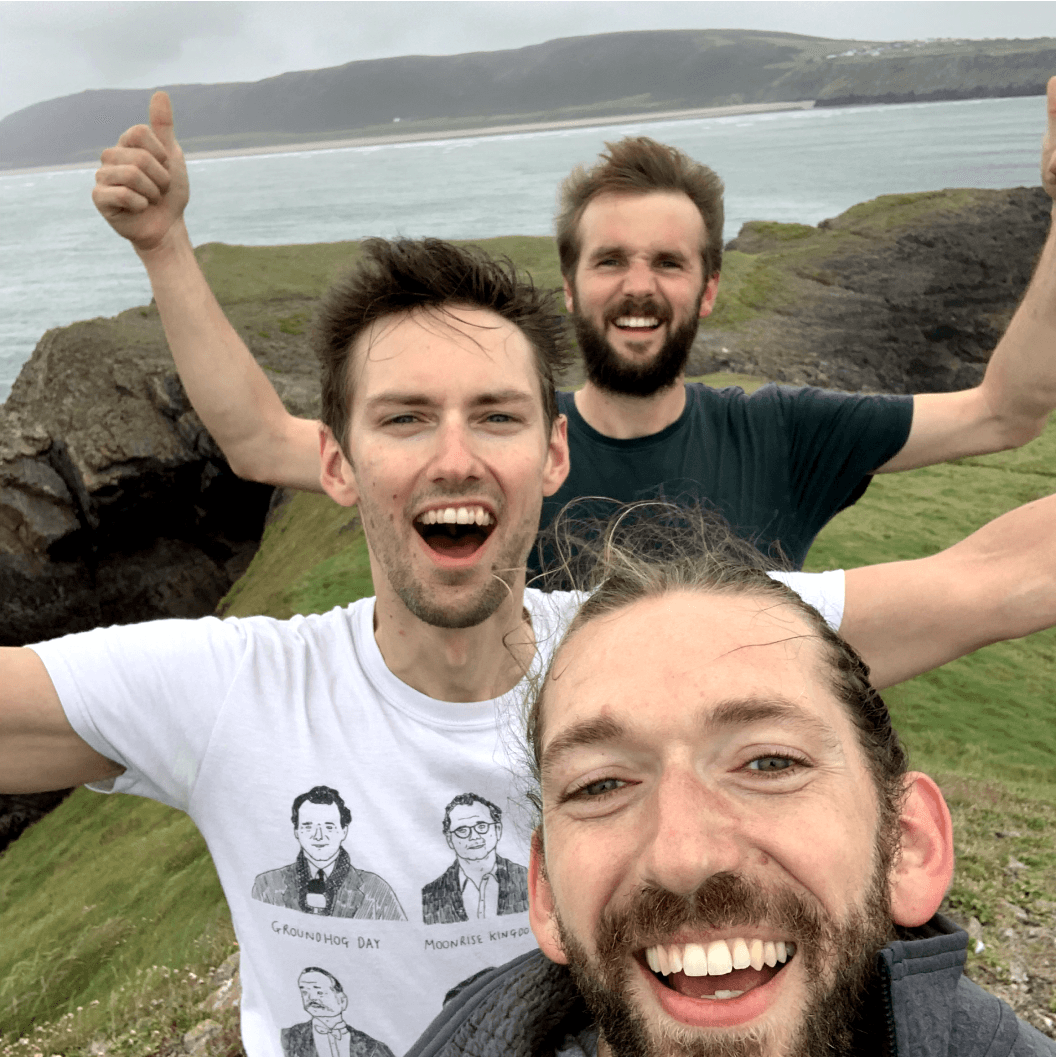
[449,802,491,825]
[576,190,707,261]
[298,800,341,823]
[299,972,332,989]
[347,305,541,416]
[543,590,860,763]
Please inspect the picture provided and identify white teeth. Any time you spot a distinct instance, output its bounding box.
[706,940,733,976]
[614,315,659,329]
[681,943,708,976]
[712,990,744,1000]
[416,506,493,527]
[646,937,794,978]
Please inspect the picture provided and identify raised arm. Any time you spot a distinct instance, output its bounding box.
[0,648,123,792]
[840,492,1056,688]
[92,92,323,491]
[877,77,1056,473]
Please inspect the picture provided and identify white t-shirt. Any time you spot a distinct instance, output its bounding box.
[30,573,842,1056]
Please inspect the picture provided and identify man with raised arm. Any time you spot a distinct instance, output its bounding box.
[93,84,1056,572]
[405,537,1056,1057]
[3,234,1056,1055]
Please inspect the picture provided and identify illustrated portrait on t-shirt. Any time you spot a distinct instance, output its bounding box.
[421,792,529,925]
[251,785,407,920]
[280,966,395,1057]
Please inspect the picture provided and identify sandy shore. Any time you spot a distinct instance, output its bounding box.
[4,100,814,176]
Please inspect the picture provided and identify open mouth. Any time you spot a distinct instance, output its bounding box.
[414,505,496,559]
[644,937,796,1001]
[611,314,664,333]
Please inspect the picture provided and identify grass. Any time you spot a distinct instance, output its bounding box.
[3,234,1056,1043]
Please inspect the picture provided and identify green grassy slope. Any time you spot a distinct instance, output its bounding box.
[3,226,1054,1046]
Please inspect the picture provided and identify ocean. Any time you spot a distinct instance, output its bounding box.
[0,94,1047,404]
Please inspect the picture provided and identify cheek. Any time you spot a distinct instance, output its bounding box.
[546,821,636,933]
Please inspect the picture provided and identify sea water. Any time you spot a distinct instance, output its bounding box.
[0,95,1046,403]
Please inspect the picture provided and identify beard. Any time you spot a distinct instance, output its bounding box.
[573,293,703,397]
[556,868,895,1057]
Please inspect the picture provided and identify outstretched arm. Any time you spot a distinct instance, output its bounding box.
[0,649,123,792]
[878,77,1056,473]
[93,91,323,491]
[841,492,1056,688]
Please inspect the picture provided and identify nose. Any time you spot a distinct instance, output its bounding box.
[430,416,485,484]
[638,768,746,896]
[621,258,659,299]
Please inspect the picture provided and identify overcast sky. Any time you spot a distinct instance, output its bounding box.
[3,1,1055,122]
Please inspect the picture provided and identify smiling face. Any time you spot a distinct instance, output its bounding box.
[295,801,347,869]
[529,590,900,1056]
[321,306,568,630]
[446,801,502,863]
[565,191,720,396]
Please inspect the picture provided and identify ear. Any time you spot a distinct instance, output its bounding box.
[563,276,575,315]
[529,830,568,964]
[542,415,570,497]
[699,273,720,319]
[319,423,358,507]
[889,772,954,927]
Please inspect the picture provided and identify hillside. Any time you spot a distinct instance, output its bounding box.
[2,29,1054,169]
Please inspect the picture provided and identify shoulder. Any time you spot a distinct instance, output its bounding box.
[252,862,298,898]
[952,976,1056,1055]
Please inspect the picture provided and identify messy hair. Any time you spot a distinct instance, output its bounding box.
[555,137,725,281]
[527,503,908,839]
[315,238,572,455]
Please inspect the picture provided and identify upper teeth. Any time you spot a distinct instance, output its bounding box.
[645,938,795,977]
[416,506,494,526]
[614,316,659,328]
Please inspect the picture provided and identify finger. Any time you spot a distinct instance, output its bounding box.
[116,122,168,165]
[92,182,151,218]
[95,162,165,205]
[98,144,171,194]
[149,90,178,152]
[1048,76,1056,142]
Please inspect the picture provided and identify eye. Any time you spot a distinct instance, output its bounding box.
[385,413,420,426]
[567,776,626,800]
[746,753,808,775]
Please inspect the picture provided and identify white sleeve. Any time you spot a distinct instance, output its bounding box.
[768,569,845,631]
[28,615,254,810]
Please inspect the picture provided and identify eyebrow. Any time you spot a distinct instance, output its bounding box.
[363,388,537,412]
[540,696,839,777]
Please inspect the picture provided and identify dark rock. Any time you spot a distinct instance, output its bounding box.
[0,309,274,647]
[0,789,73,855]
[692,186,1052,393]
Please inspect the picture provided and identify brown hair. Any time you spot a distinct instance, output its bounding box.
[555,137,725,282]
[315,238,572,454]
[527,503,907,836]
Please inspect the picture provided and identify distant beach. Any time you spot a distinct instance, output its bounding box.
[3,101,815,176]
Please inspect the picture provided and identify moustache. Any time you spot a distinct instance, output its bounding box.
[594,872,826,961]
[604,297,672,325]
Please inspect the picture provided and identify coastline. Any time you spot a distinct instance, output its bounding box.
[2,100,814,176]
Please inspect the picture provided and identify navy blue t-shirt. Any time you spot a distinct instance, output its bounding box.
[531,383,913,576]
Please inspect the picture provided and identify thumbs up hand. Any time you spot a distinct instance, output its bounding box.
[92,91,190,252]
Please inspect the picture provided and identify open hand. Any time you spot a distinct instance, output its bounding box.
[92,91,189,252]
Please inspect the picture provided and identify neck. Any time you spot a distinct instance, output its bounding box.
[460,850,498,885]
[312,1014,346,1030]
[574,378,686,439]
[372,588,535,702]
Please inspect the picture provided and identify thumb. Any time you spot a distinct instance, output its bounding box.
[149,90,177,149]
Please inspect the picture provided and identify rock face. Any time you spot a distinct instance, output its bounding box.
[0,307,275,649]
[689,186,1053,393]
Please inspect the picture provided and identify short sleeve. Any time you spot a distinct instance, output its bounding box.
[769,569,845,631]
[29,616,253,810]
